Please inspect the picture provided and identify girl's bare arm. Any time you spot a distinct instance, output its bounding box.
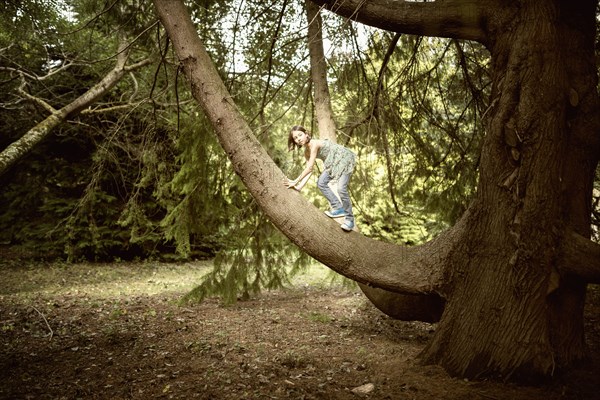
[285,140,320,189]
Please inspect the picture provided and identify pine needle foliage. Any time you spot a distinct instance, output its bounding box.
[324,29,490,242]
[158,110,232,260]
[180,185,308,305]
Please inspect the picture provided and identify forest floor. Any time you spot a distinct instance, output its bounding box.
[1,259,600,400]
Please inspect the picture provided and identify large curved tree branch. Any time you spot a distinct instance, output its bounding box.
[310,0,489,44]
[153,0,458,296]
[559,231,600,283]
[0,40,153,177]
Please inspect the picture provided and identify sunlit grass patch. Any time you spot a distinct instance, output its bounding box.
[0,260,360,304]
[305,311,332,323]
[0,261,212,299]
[289,262,356,289]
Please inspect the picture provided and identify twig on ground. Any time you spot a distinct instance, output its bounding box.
[31,306,53,340]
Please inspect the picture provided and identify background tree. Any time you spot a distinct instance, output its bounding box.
[0,0,225,260]
[0,36,152,176]
[1,0,487,263]
[153,0,600,382]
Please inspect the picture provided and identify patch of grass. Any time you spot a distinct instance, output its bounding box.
[0,259,360,307]
[277,349,310,369]
[290,263,341,288]
[306,311,332,323]
[356,346,368,357]
[0,261,212,299]
[186,339,212,353]
[109,308,127,320]
[1,322,15,332]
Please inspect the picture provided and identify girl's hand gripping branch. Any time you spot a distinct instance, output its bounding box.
[284,172,312,191]
[284,177,299,190]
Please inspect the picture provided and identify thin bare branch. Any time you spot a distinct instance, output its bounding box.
[31,306,53,340]
[256,0,289,131]
[0,38,153,177]
[17,74,57,114]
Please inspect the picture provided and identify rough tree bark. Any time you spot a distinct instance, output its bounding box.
[0,39,152,177]
[306,1,337,142]
[153,0,600,381]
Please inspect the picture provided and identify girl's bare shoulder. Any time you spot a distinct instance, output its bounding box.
[304,140,321,159]
[309,139,324,149]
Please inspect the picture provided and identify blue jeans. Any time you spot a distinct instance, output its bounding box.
[317,170,354,223]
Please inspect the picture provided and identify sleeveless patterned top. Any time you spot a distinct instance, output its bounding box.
[316,139,356,180]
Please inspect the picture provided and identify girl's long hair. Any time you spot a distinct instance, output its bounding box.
[288,125,311,151]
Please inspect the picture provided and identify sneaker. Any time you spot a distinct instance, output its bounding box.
[341,221,354,231]
[325,208,345,218]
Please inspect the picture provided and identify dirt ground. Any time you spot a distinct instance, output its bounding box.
[1,261,599,400]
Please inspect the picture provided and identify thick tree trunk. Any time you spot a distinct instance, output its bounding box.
[419,2,600,380]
